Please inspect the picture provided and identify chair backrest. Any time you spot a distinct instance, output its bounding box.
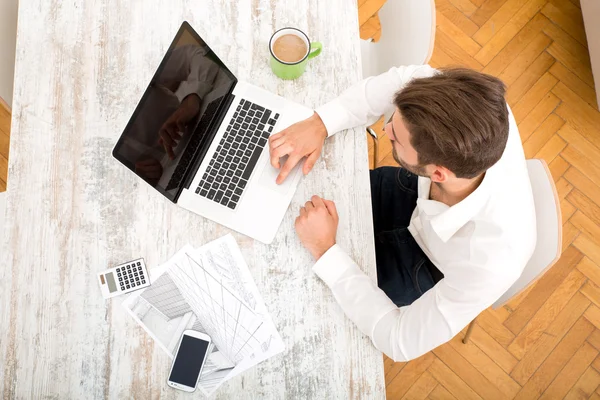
[493,159,563,308]
[360,0,436,79]
[0,0,18,106]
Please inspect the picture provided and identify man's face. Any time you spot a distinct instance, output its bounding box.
[385,111,429,177]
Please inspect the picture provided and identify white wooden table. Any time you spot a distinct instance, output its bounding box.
[0,1,384,398]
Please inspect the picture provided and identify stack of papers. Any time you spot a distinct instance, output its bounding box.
[122,234,285,396]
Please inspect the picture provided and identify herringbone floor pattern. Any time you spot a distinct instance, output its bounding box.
[369,0,600,399]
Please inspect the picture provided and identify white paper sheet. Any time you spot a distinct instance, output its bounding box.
[122,234,285,396]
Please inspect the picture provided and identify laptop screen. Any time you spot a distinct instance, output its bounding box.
[112,22,237,201]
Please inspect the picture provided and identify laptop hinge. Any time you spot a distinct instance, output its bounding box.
[177,88,237,199]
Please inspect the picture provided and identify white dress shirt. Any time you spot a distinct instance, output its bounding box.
[313,65,537,362]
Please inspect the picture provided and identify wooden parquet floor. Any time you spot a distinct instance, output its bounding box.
[370,0,600,399]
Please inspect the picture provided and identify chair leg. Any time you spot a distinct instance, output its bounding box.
[366,127,379,169]
[463,319,476,344]
[372,136,379,169]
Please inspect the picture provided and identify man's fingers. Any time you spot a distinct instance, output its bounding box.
[159,130,177,159]
[303,151,320,175]
[168,126,183,141]
[163,123,182,141]
[176,120,186,134]
[299,206,307,217]
[270,143,294,169]
[276,155,302,185]
[324,199,339,220]
[305,200,315,209]
[311,195,325,208]
[269,137,288,153]
[159,130,174,146]
[160,137,175,159]
[157,137,175,159]
[269,130,284,145]
[162,141,175,160]
[165,144,175,160]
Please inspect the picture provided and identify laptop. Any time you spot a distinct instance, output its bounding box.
[113,22,312,244]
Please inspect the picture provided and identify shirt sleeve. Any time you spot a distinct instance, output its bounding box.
[315,65,438,137]
[312,244,517,362]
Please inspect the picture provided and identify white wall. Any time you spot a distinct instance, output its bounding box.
[0,0,18,107]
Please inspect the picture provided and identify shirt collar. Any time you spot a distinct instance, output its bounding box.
[417,172,492,242]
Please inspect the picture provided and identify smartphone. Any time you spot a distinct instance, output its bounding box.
[167,330,212,392]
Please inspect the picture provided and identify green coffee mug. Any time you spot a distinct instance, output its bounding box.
[269,27,322,80]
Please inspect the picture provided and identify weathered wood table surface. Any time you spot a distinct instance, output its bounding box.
[0,0,384,398]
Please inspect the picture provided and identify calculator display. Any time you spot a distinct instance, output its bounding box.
[105,272,117,293]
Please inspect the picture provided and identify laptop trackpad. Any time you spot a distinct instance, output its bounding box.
[258,156,301,194]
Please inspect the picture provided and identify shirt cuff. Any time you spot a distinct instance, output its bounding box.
[312,244,355,287]
[315,100,350,137]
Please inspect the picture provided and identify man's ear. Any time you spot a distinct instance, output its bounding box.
[429,166,451,183]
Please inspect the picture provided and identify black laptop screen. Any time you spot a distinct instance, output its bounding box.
[112,22,237,201]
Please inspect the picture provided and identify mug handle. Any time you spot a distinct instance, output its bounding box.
[307,42,322,60]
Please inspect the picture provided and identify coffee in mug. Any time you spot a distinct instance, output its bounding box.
[272,34,308,63]
[269,27,323,80]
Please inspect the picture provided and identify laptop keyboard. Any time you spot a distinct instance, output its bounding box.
[195,99,279,210]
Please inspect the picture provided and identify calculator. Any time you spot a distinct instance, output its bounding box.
[98,258,150,299]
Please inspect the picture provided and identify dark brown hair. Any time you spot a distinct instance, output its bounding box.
[394,67,509,179]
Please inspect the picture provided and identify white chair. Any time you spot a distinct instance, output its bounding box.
[360,0,436,168]
[463,159,563,343]
[0,0,18,107]
[360,0,436,79]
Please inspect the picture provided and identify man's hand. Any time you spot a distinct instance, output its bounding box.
[295,195,339,260]
[159,94,201,159]
[269,112,328,184]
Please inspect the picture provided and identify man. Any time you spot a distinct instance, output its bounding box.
[268,66,536,362]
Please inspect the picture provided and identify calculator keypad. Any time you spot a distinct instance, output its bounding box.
[117,262,147,291]
[99,258,149,299]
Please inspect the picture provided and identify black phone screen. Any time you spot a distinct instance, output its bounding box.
[169,335,210,387]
